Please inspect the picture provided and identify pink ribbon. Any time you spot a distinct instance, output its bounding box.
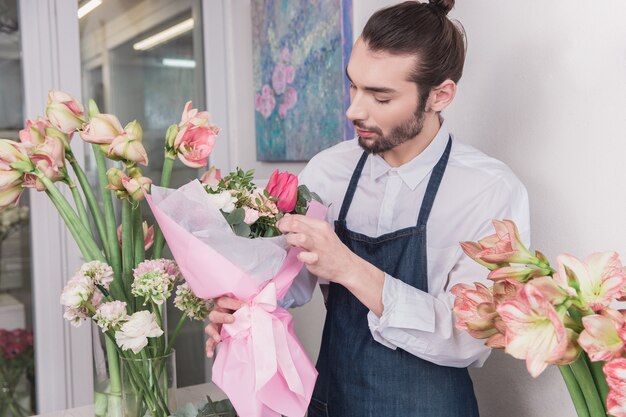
[223,282,304,396]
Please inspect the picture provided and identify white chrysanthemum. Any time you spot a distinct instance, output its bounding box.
[131,269,174,305]
[206,190,237,213]
[94,301,128,332]
[114,311,163,353]
[60,275,94,308]
[79,260,114,289]
[174,283,212,320]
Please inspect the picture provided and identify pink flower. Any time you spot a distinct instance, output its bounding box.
[284,87,298,109]
[605,358,626,417]
[266,170,298,212]
[278,103,288,118]
[285,66,296,84]
[45,90,85,134]
[460,241,500,270]
[19,118,48,145]
[555,252,626,312]
[106,167,126,191]
[121,176,152,201]
[280,48,291,63]
[108,121,148,165]
[243,207,260,225]
[200,166,222,188]
[272,64,288,94]
[497,284,579,377]
[81,113,124,144]
[22,136,66,191]
[488,266,549,282]
[451,282,500,339]
[117,221,154,250]
[173,124,218,168]
[255,85,276,119]
[134,259,180,281]
[179,101,211,128]
[473,220,536,265]
[579,309,626,362]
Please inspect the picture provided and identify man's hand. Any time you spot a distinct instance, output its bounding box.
[204,296,244,358]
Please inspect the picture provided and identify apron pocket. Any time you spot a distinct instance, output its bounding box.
[308,397,329,417]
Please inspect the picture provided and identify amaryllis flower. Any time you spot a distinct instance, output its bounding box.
[488,266,550,282]
[497,284,579,377]
[173,124,218,168]
[174,282,212,320]
[555,252,626,312]
[121,175,152,201]
[491,279,524,306]
[105,167,126,191]
[255,85,276,119]
[45,90,85,134]
[460,241,500,270]
[114,311,163,353]
[108,121,148,165]
[22,136,67,191]
[470,219,536,265]
[604,358,626,417]
[451,282,500,339]
[526,276,574,306]
[19,118,48,145]
[578,309,626,361]
[117,221,154,251]
[266,169,298,212]
[80,113,124,145]
[178,100,211,128]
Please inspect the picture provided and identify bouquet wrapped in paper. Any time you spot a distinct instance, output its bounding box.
[146,169,326,417]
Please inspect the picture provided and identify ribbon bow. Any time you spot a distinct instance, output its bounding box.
[222,282,305,396]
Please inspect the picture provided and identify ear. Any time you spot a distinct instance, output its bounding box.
[426,79,457,112]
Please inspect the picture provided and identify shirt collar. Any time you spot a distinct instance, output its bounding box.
[369,122,451,191]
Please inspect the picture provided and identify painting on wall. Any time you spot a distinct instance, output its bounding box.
[252,0,354,162]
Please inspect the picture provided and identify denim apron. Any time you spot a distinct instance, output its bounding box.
[308,137,479,417]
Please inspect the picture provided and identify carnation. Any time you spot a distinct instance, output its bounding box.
[174,283,212,320]
[94,301,129,332]
[79,260,114,289]
[114,310,163,354]
[132,269,174,305]
[60,275,94,309]
[134,259,180,280]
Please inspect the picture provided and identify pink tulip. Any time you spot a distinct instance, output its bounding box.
[555,252,626,312]
[117,221,154,250]
[451,282,500,339]
[45,90,85,134]
[473,220,536,265]
[121,175,152,201]
[579,309,626,361]
[605,358,626,417]
[81,113,124,144]
[19,118,48,145]
[265,170,298,213]
[200,166,222,187]
[497,284,579,377]
[173,124,217,168]
[108,121,148,165]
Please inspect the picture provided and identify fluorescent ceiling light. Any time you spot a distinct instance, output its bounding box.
[133,18,194,51]
[162,58,196,68]
[77,0,102,19]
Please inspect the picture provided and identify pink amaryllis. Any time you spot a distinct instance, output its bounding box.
[45,90,85,134]
[81,113,125,145]
[497,284,579,377]
[117,221,155,251]
[488,265,549,282]
[578,309,626,362]
[19,118,48,145]
[108,121,148,165]
[555,252,626,312]
[172,101,218,168]
[465,219,536,265]
[604,358,626,417]
[451,282,499,339]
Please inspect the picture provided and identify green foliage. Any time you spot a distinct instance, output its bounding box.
[196,396,237,417]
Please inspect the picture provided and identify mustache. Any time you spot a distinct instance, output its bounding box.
[353,121,382,135]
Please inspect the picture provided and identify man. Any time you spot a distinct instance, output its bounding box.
[206,1,530,416]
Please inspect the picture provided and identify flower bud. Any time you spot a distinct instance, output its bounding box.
[45,90,85,134]
[122,175,152,201]
[106,167,126,191]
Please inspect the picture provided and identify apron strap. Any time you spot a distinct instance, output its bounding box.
[338,151,369,222]
[416,136,452,227]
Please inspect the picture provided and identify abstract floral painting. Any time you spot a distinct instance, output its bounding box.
[252,0,353,161]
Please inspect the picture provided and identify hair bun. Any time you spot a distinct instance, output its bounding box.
[427,0,454,16]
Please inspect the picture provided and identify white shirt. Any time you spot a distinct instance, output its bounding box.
[282,122,530,368]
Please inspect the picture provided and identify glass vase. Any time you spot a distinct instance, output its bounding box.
[119,350,176,417]
[93,324,123,417]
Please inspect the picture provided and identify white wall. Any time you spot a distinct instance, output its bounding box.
[222,1,626,416]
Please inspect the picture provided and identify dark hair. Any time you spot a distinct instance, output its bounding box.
[361,0,466,104]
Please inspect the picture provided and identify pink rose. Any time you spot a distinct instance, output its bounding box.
[255,85,276,119]
[265,170,298,213]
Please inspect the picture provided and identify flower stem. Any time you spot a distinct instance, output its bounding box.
[152,156,174,259]
[165,314,186,355]
[585,356,609,413]
[92,144,125,300]
[559,365,590,417]
[40,175,104,261]
[67,179,90,230]
[569,354,606,417]
[132,204,145,265]
[104,335,123,417]
[121,199,134,305]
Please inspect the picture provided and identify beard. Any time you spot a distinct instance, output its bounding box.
[356,100,426,154]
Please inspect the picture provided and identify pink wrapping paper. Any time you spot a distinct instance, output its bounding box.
[146,181,326,417]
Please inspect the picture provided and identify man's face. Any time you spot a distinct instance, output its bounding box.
[345,38,426,154]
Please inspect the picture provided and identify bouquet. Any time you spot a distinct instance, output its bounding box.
[0,329,34,417]
[452,219,626,417]
[1,90,220,417]
[147,166,326,417]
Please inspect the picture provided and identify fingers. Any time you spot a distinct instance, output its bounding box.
[216,296,244,311]
[208,309,235,325]
[298,251,319,264]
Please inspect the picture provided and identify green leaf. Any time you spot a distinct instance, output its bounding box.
[226,208,245,225]
[298,185,311,202]
[233,222,251,237]
[310,192,323,203]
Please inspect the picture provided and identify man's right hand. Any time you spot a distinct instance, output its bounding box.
[205,296,245,358]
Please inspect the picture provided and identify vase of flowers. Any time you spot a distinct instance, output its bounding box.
[452,219,626,417]
[0,91,217,417]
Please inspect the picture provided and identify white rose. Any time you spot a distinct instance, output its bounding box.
[114,311,163,354]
